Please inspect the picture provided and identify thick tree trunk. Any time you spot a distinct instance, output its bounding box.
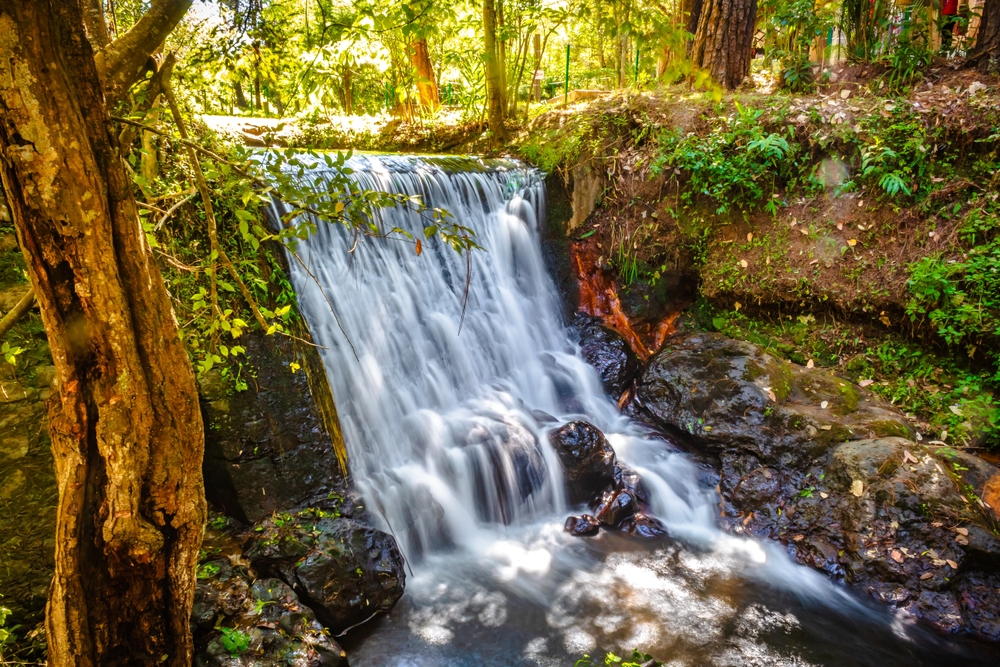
[683,0,704,55]
[691,0,757,89]
[0,3,206,666]
[483,0,507,141]
[411,38,439,110]
[970,0,1000,72]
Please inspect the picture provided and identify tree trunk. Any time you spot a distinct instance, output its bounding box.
[483,0,507,141]
[970,0,1000,72]
[683,0,704,55]
[411,38,439,110]
[0,3,206,666]
[691,0,757,89]
[234,81,249,109]
[343,67,353,115]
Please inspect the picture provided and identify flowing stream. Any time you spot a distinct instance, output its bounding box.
[279,155,997,666]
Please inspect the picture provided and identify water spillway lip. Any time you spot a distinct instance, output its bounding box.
[253,149,532,176]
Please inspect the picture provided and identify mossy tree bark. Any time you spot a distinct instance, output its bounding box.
[691,0,757,89]
[0,2,205,666]
[483,0,508,142]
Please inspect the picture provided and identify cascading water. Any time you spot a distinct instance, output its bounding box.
[276,155,996,667]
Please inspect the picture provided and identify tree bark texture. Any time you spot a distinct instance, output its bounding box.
[483,0,507,141]
[0,2,206,666]
[410,38,439,110]
[971,0,1000,72]
[691,0,757,89]
[95,0,192,106]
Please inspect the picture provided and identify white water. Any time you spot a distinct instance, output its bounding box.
[276,155,990,666]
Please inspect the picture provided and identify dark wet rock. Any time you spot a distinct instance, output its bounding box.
[200,333,347,523]
[635,332,912,468]
[246,510,405,634]
[549,421,616,504]
[633,332,1000,639]
[591,488,637,527]
[564,514,601,536]
[620,513,669,540]
[613,463,652,514]
[574,314,639,397]
[193,532,348,667]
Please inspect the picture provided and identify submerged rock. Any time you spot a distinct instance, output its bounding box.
[564,514,601,536]
[575,314,640,398]
[634,331,1000,639]
[549,421,616,504]
[246,510,406,635]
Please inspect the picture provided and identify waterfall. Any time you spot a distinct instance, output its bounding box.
[273,154,989,667]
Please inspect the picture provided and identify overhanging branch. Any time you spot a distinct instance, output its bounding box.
[97,0,192,106]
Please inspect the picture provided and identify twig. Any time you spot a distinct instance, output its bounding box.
[457,243,472,336]
[0,288,35,340]
[155,190,195,230]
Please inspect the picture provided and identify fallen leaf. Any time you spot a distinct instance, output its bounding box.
[766,389,777,402]
[820,492,829,499]
[946,559,959,569]
[851,479,864,497]
[932,558,947,567]
[743,512,754,525]
[799,227,809,236]
[955,527,969,536]
[891,550,904,563]
[955,535,969,546]
[747,232,754,242]
[734,301,742,311]
[859,379,874,387]
[793,535,805,542]
[932,522,943,528]
[903,450,918,464]
[807,359,815,368]
[847,239,857,247]
[740,259,748,268]
[836,222,844,230]
[920,572,934,580]
[821,400,829,409]
[415,239,423,256]
[820,425,832,430]
[766,256,771,265]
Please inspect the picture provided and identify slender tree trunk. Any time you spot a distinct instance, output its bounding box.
[234,81,249,109]
[483,0,507,141]
[0,3,206,666]
[691,0,757,89]
[497,0,509,114]
[343,67,353,115]
[410,38,439,110]
[970,0,1000,72]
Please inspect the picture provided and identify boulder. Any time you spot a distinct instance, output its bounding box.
[575,314,640,397]
[591,488,637,527]
[620,513,669,540]
[200,333,347,523]
[548,421,616,504]
[246,510,405,634]
[634,332,1000,639]
[564,514,601,537]
[193,533,348,667]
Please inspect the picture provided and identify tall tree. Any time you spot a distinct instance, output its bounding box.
[411,37,439,109]
[0,1,205,665]
[483,0,507,141]
[970,0,1000,73]
[691,0,757,89]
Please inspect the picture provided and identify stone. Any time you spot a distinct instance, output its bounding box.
[0,433,29,460]
[0,468,25,499]
[591,488,636,527]
[564,514,601,537]
[575,314,640,397]
[620,513,669,540]
[246,510,405,635]
[632,331,1000,639]
[201,333,347,523]
[193,541,348,667]
[548,421,616,504]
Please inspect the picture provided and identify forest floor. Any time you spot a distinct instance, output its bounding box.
[514,61,1000,453]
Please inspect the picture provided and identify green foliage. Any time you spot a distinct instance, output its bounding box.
[839,0,900,61]
[906,201,1000,362]
[760,0,836,92]
[880,10,933,92]
[218,627,251,657]
[857,105,939,200]
[1,342,23,367]
[576,650,660,667]
[650,102,800,215]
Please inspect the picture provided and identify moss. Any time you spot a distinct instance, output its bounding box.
[869,420,911,439]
